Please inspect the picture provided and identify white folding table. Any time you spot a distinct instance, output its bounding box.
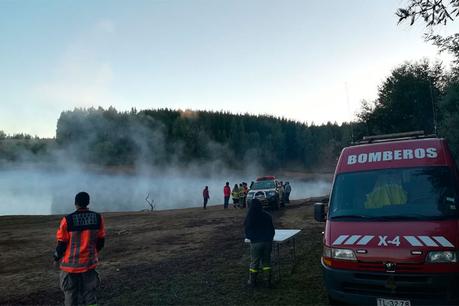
[245,229,302,280]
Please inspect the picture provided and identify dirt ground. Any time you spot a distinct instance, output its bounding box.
[0,198,328,305]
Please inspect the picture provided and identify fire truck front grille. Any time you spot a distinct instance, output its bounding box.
[358,262,424,273]
[342,274,445,299]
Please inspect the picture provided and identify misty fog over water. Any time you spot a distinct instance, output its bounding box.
[0,168,331,216]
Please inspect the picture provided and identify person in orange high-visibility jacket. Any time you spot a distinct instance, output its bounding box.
[53,191,106,306]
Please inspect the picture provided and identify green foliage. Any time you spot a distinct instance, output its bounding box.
[396,0,459,26]
[0,138,52,163]
[428,33,459,72]
[396,1,459,81]
[439,80,459,157]
[356,60,443,137]
[55,107,354,170]
[393,1,459,163]
[353,58,459,163]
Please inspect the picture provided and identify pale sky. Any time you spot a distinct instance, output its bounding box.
[1,0,458,138]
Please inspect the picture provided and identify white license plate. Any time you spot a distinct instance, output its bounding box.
[377,298,411,306]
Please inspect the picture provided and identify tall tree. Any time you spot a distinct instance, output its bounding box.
[357,60,443,136]
[439,79,459,156]
[395,0,459,163]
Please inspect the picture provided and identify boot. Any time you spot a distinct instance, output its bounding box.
[247,272,258,288]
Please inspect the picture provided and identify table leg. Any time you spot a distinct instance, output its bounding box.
[291,238,296,273]
[277,243,281,281]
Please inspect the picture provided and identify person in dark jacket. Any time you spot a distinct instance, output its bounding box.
[284,182,291,203]
[244,198,275,287]
[203,186,210,209]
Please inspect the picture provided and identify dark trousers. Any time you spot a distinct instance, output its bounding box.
[203,197,208,209]
[59,269,100,306]
[224,196,230,208]
[285,192,290,203]
[249,242,272,272]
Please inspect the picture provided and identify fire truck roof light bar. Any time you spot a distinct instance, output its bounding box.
[354,131,437,145]
[363,130,425,141]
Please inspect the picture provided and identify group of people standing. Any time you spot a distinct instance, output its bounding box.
[203,182,249,209]
[278,181,292,205]
[203,181,292,209]
[229,182,249,209]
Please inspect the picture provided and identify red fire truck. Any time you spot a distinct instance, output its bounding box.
[315,132,459,305]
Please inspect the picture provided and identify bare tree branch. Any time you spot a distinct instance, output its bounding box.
[397,0,459,26]
[145,193,155,211]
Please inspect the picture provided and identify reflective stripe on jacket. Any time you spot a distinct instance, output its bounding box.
[364,184,407,209]
[57,209,106,273]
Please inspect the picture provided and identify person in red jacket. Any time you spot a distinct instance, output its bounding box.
[203,186,210,209]
[54,191,106,306]
[223,182,231,209]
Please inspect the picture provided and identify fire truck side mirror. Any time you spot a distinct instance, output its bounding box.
[314,203,326,222]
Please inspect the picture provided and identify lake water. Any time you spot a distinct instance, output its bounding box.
[0,168,332,215]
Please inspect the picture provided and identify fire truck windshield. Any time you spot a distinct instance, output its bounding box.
[329,166,459,220]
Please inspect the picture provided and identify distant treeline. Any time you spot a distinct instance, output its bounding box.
[0,132,53,163]
[55,108,354,170]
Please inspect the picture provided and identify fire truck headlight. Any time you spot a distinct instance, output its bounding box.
[323,246,332,258]
[332,248,357,261]
[426,251,457,263]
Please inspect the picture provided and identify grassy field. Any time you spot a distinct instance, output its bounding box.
[0,199,328,305]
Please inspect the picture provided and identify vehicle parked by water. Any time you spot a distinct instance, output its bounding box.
[247,176,280,210]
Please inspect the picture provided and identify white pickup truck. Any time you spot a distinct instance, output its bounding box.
[246,176,280,210]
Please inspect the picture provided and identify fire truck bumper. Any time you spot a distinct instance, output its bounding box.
[323,261,459,305]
